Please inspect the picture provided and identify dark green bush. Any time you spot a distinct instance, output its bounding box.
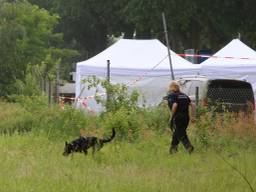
[0,97,99,139]
[0,102,33,134]
[140,105,169,133]
[101,107,140,141]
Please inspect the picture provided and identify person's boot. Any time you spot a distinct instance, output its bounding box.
[187,145,194,154]
[181,138,194,154]
[169,145,178,154]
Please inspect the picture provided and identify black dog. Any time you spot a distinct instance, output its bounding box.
[63,128,115,156]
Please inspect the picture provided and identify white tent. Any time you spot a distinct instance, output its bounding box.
[76,39,200,111]
[200,39,256,94]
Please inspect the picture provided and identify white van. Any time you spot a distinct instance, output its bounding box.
[177,76,255,112]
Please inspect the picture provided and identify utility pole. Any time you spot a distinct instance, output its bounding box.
[238,32,241,40]
[162,12,175,80]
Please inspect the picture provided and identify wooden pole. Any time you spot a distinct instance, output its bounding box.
[195,86,199,118]
[106,60,111,111]
[107,60,110,82]
[162,12,175,80]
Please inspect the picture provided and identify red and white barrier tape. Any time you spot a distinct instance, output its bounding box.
[59,55,169,109]
[127,55,168,86]
[60,52,256,110]
[177,53,256,60]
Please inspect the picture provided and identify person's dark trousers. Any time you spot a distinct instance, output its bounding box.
[170,114,193,153]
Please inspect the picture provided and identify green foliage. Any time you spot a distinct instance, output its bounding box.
[40,54,61,82]
[49,105,91,138]
[0,102,33,134]
[11,65,43,98]
[1,132,256,192]
[50,0,110,57]
[193,106,214,150]
[4,72,172,142]
[0,97,49,134]
[48,1,256,52]
[83,76,142,141]
[0,1,68,97]
[124,0,162,38]
[102,108,140,141]
[10,95,48,112]
[52,48,80,81]
[0,98,93,138]
[84,76,140,113]
[140,105,170,133]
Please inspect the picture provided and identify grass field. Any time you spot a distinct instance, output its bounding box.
[1,132,256,192]
[1,100,256,191]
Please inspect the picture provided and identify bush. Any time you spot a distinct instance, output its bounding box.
[46,105,93,138]
[83,76,140,113]
[140,105,170,133]
[102,107,141,141]
[0,102,33,134]
[0,97,99,139]
[192,105,256,151]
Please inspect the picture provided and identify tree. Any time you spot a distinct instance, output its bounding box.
[0,1,63,96]
[50,0,109,58]
[28,0,256,57]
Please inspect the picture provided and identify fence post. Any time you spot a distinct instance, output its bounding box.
[195,86,199,118]
[106,60,111,111]
[55,63,60,103]
[107,60,110,82]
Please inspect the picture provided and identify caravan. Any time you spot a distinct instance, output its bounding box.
[177,76,255,112]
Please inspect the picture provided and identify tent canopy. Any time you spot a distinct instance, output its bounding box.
[77,39,200,70]
[201,39,256,67]
[77,39,200,78]
[75,39,200,111]
[200,39,256,95]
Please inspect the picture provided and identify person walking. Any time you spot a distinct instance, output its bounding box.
[166,81,196,154]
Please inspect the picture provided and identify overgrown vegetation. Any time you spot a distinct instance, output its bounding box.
[0,77,256,191]
[1,1,256,191]
[0,92,255,146]
[0,1,78,98]
[0,119,256,192]
[0,93,256,191]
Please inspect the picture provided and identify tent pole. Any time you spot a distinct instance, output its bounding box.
[106,60,111,111]
[107,60,110,82]
[74,85,85,108]
[162,12,175,80]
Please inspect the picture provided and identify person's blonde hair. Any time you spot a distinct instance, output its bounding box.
[169,81,180,92]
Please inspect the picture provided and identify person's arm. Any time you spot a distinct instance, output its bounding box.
[170,102,178,122]
[168,94,177,129]
[168,102,178,131]
[172,102,178,115]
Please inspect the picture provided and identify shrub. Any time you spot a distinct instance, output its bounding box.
[140,105,169,133]
[0,102,33,134]
[0,97,98,139]
[192,104,256,151]
[83,76,140,113]
[102,107,140,141]
[84,76,142,141]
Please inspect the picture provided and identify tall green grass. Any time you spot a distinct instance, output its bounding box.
[0,133,256,192]
[0,99,256,191]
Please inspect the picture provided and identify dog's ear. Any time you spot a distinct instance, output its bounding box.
[65,141,68,145]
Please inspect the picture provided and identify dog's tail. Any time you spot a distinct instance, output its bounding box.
[101,128,116,143]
